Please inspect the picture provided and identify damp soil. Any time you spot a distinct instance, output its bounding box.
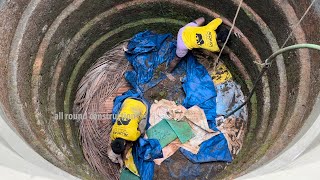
[144,63,186,104]
[143,50,216,104]
[154,150,228,180]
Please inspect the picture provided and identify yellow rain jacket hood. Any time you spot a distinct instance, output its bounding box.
[110,98,147,141]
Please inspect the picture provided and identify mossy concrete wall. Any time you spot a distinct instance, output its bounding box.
[0,0,319,179]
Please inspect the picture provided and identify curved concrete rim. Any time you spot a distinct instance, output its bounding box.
[0,103,78,180]
[1,0,319,179]
[240,93,320,179]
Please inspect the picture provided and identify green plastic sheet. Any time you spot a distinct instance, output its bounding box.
[146,119,177,148]
[147,119,194,148]
[166,120,195,144]
[120,168,140,180]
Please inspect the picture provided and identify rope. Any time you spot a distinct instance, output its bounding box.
[281,0,317,48]
[214,0,244,70]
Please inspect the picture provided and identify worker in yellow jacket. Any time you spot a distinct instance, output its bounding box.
[167,17,243,72]
[110,98,148,155]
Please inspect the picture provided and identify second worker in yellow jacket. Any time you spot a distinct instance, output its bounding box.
[167,17,243,73]
[110,98,148,155]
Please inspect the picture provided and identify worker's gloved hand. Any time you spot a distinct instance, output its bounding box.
[107,148,124,167]
[138,117,147,135]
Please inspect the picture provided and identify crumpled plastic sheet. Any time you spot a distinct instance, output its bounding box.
[216,116,246,156]
[178,55,218,127]
[215,81,248,121]
[212,62,248,121]
[212,63,248,157]
[148,99,220,165]
[180,133,232,163]
[173,55,232,163]
[125,30,176,94]
[132,138,163,180]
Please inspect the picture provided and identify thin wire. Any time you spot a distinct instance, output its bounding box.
[281,0,317,48]
[214,0,244,70]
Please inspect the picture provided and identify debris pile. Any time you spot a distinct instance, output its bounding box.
[75,31,247,179]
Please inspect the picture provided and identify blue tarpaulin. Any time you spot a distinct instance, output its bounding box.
[173,55,232,163]
[175,55,218,130]
[132,138,163,180]
[125,31,176,94]
[180,133,232,163]
[112,31,232,179]
[216,81,248,120]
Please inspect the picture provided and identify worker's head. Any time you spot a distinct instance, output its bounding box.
[216,25,230,43]
[111,138,126,154]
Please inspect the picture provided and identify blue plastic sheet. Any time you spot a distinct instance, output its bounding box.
[132,138,163,180]
[125,31,176,94]
[216,81,248,120]
[172,54,231,162]
[176,55,218,130]
[180,133,232,163]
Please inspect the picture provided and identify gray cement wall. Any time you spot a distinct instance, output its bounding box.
[0,103,78,180]
[0,0,319,179]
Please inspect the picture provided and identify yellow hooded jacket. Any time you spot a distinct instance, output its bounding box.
[182,18,222,52]
[110,98,147,141]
